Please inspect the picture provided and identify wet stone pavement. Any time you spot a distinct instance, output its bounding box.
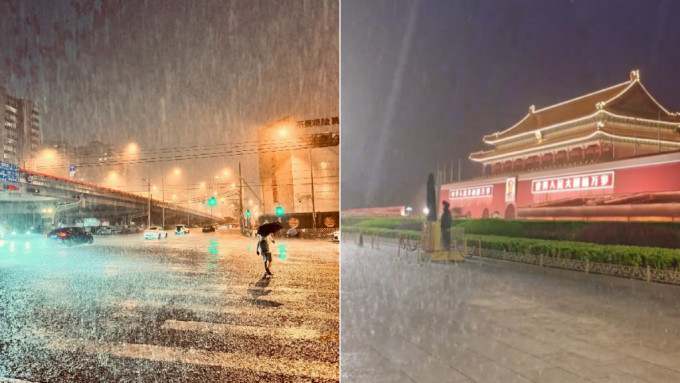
[0,230,339,382]
[341,241,680,383]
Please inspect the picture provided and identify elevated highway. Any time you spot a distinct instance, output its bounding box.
[0,169,224,230]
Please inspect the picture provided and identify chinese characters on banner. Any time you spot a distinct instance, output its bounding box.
[449,185,494,200]
[531,171,614,194]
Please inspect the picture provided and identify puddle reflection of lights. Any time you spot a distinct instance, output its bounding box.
[209,239,218,254]
[278,244,287,259]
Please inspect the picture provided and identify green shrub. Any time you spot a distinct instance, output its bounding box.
[466,234,680,269]
[455,219,525,237]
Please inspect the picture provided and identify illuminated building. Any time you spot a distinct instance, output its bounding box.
[0,87,42,165]
[258,117,339,227]
[442,70,680,221]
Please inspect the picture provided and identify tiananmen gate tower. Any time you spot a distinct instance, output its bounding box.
[442,70,680,221]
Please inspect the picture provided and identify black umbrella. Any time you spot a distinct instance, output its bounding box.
[257,222,283,236]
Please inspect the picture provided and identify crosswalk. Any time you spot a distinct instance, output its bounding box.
[0,239,340,382]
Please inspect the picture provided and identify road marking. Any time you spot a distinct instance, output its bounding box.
[160,281,339,295]
[107,300,338,321]
[44,336,338,380]
[161,320,333,341]
[146,288,337,304]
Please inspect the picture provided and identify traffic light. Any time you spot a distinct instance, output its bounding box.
[246,210,251,218]
[208,197,217,206]
[275,206,284,216]
[5,184,20,191]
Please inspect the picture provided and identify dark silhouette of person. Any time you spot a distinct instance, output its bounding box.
[441,201,452,251]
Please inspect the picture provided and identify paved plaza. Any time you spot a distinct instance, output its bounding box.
[341,242,680,383]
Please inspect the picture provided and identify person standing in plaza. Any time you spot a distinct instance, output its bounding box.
[441,200,452,251]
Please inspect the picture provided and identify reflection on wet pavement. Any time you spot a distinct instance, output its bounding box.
[0,230,339,382]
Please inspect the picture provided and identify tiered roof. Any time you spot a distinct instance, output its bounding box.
[471,71,680,162]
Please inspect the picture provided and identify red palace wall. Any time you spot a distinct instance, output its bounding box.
[441,152,680,219]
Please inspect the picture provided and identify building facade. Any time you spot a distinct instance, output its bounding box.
[1,87,41,165]
[258,117,339,225]
[442,71,680,221]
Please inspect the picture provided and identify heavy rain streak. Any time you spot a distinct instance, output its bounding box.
[1,1,339,382]
[341,1,680,382]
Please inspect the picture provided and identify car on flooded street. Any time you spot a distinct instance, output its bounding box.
[202,225,216,233]
[144,226,168,240]
[174,224,190,234]
[46,227,94,246]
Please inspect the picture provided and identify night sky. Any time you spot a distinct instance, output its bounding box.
[1,0,338,192]
[341,0,680,210]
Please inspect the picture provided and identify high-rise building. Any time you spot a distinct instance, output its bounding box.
[0,87,41,165]
[258,117,339,226]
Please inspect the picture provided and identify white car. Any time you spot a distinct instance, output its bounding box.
[332,231,339,242]
[144,226,168,240]
[174,224,190,234]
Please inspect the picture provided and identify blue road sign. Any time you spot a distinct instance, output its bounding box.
[0,161,19,183]
[70,165,76,172]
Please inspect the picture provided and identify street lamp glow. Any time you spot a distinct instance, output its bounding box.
[173,168,181,176]
[280,129,287,136]
[126,143,139,153]
[222,169,231,177]
[200,182,205,188]
[423,207,429,215]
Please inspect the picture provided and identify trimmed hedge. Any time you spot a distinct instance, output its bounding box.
[466,234,680,270]
[342,225,421,240]
[343,222,680,270]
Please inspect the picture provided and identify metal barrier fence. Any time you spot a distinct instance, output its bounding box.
[346,231,680,285]
[468,245,680,285]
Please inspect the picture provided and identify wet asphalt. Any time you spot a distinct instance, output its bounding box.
[0,230,339,382]
[341,241,680,382]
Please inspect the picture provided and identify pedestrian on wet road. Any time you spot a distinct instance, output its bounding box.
[256,222,283,276]
[257,232,275,276]
[441,200,452,251]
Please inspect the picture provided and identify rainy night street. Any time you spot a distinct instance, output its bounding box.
[0,230,339,382]
[341,242,680,383]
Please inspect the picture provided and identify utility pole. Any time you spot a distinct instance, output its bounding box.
[147,178,151,228]
[309,149,316,229]
[146,161,151,228]
[239,162,244,233]
[458,158,461,181]
[186,178,190,226]
[162,176,165,228]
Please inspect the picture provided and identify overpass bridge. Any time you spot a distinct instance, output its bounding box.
[0,169,225,231]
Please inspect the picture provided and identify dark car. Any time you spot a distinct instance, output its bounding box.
[202,225,216,233]
[46,227,94,246]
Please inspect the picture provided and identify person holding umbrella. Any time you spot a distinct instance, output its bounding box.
[256,222,283,276]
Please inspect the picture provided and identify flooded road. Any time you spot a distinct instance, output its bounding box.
[0,230,339,382]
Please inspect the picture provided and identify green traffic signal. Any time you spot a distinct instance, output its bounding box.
[208,197,217,206]
[275,206,284,216]
[246,210,251,217]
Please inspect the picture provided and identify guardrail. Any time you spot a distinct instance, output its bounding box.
[346,230,680,285]
[468,245,680,285]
